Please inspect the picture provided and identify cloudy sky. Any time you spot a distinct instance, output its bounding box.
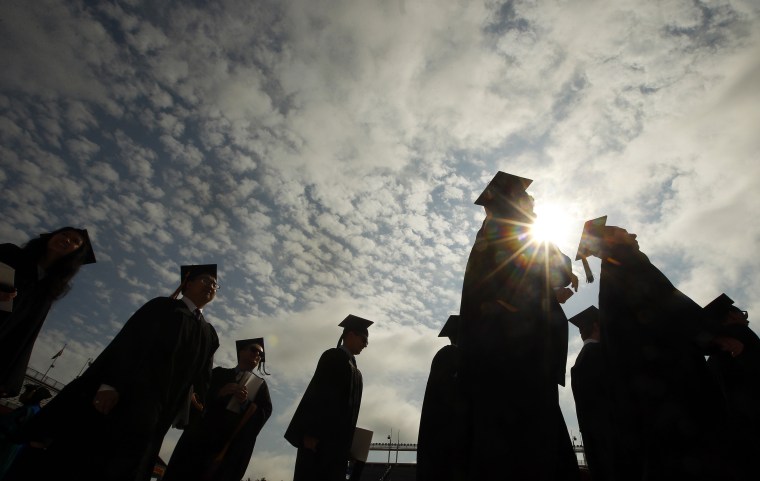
[2,0,759,479]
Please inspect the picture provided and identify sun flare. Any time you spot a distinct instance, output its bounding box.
[530,203,575,247]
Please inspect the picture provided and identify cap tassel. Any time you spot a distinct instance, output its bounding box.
[336,332,345,348]
[170,273,191,300]
[581,257,594,283]
[170,285,183,300]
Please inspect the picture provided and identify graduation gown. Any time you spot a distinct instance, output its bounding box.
[285,347,362,481]
[458,221,579,481]
[707,323,760,481]
[571,341,615,481]
[416,344,465,481]
[598,244,727,481]
[10,297,219,481]
[163,367,273,481]
[0,244,56,397]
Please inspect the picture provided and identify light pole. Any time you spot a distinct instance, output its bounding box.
[76,357,93,378]
[387,431,392,464]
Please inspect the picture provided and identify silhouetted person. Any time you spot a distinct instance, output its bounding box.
[0,227,96,398]
[8,264,220,481]
[570,306,615,481]
[164,337,272,481]
[704,294,760,481]
[459,172,580,481]
[575,216,741,481]
[417,315,465,481]
[285,315,373,481]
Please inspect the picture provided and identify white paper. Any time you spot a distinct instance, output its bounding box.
[0,262,14,313]
[226,372,264,413]
[350,427,373,462]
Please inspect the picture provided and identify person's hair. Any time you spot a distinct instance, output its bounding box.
[22,227,91,301]
[239,342,270,376]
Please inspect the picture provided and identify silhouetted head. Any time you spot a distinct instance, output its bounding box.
[22,226,96,300]
[337,314,374,355]
[174,264,218,308]
[569,306,600,341]
[438,314,460,345]
[475,172,535,222]
[236,337,269,375]
[575,216,638,282]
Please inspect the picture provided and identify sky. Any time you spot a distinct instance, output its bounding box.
[1,0,759,479]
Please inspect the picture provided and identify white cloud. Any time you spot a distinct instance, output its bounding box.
[3,1,759,478]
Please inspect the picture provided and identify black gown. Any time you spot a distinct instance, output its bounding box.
[458,220,579,481]
[163,367,273,481]
[8,297,219,481]
[571,341,615,481]
[416,344,465,481]
[598,244,728,481]
[707,323,760,481]
[0,244,56,397]
[285,347,362,481]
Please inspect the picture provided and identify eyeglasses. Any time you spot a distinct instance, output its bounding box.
[197,277,220,290]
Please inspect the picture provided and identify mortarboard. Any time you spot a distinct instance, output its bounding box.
[438,315,460,339]
[339,314,374,338]
[568,306,599,330]
[575,216,607,283]
[236,337,265,362]
[79,229,97,265]
[474,172,533,206]
[703,293,736,318]
[181,264,218,282]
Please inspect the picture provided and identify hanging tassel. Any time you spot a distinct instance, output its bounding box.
[581,257,594,283]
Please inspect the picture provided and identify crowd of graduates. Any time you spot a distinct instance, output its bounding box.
[0,171,758,481]
[0,226,373,481]
[416,172,759,481]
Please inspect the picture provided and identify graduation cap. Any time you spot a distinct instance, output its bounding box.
[236,337,265,362]
[78,229,96,265]
[339,314,374,337]
[438,315,460,341]
[474,172,533,206]
[568,306,599,331]
[181,264,218,282]
[575,216,608,283]
[703,293,742,318]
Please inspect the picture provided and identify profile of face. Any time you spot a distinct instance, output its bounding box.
[485,192,535,222]
[239,343,264,371]
[602,226,639,251]
[344,330,368,355]
[46,229,85,262]
[183,274,218,308]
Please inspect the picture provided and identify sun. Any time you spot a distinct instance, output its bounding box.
[530,203,575,247]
